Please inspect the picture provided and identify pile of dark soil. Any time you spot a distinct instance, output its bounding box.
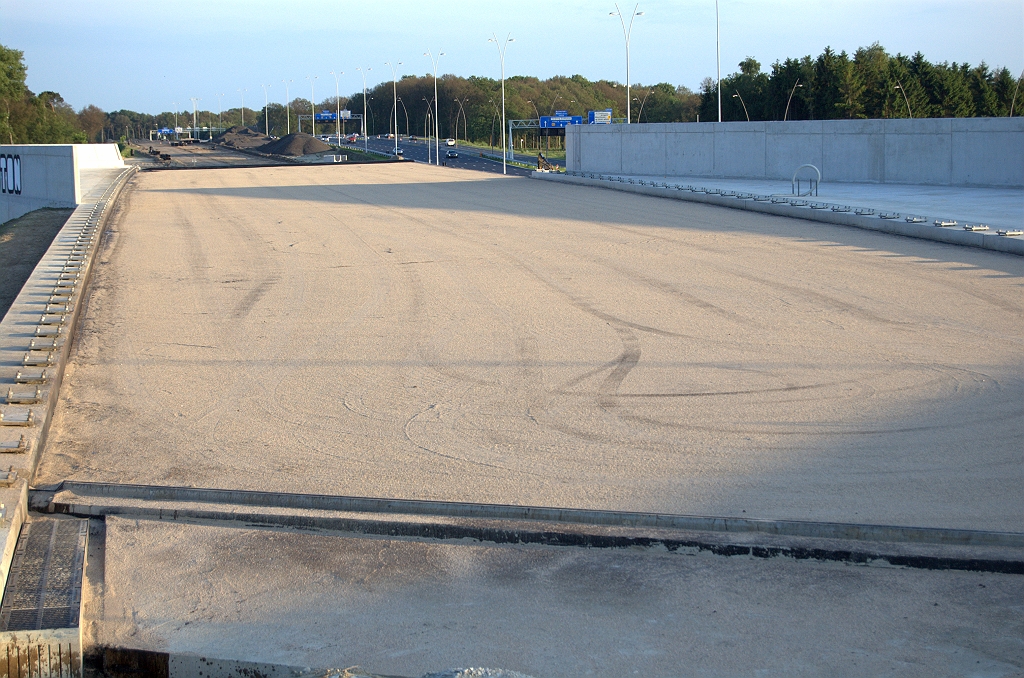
[213,126,269,149]
[256,133,331,156]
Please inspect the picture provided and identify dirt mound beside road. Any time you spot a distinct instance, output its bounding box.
[213,126,269,149]
[257,133,331,156]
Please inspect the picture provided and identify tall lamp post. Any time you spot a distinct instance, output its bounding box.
[217,93,224,130]
[329,70,343,143]
[237,89,247,126]
[423,96,433,163]
[894,81,913,118]
[171,102,179,140]
[784,79,802,121]
[281,79,292,135]
[385,61,402,155]
[454,96,469,147]
[716,0,722,122]
[488,33,514,174]
[424,49,444,165]
[356,67,371,151]
[261,84,271,136]
[610,4,643,125]
[396,97,410,139]
[732,91,749,121]
[306,76,318,136]
[189,97,200,139]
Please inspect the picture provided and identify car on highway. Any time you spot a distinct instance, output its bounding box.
[395,148,404,156]
[445,138,456,146]
[446,150,458,158]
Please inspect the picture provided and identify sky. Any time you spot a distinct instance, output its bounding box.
[1,0,1022,114]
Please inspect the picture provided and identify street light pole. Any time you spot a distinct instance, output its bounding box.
[261,84,271,136]
[306,76,318,136]
[716,0,722,122]
[282,80,292,135]
[424,49,445,165]
[189,97,200,139]
[610,3,644,125]
[385,61,402,155]
[172,102,178,140]
[732,91,749,121]
[894,80,913,118]
[356,67,371,151]
[488,33,514,175]
[217,93,224,130]
[784,79,802,121]
[237,89,246,126]
[329,70,343,143]
[454,96,469,148]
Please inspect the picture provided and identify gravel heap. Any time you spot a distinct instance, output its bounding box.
[256,133,331,156]
[213,126,269,149]
[421,670,536,678]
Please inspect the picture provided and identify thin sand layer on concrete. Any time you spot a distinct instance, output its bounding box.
[36,163,1024,531]
[86,517,1024,677]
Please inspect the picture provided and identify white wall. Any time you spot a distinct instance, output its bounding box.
[0,144,123,223]
[567,118,1024,188]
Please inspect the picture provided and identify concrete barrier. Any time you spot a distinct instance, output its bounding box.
[567,118,1024,188]
[0,144,124,224]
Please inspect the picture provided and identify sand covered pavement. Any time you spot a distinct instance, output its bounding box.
[36,162,1024,532]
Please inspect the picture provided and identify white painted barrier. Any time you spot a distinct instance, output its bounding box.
[0,144,124,224]
[566,118,1024,188]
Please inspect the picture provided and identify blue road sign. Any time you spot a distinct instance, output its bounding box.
[539,114,583,128]
[158,128,174,135]
[314,111,338,121]
[588,109,613,124]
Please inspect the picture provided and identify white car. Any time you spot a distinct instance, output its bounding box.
[445,138,456,146]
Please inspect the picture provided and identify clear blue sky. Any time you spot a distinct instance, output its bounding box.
[2,0,1022,113]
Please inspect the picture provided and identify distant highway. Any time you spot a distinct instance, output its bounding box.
[350,136,537,177]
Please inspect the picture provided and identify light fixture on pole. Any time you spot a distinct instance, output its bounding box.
[784,79,802,121]
[282,80,292,135]
[261,84,271,137]
[306,76,318,136]
[610,3,643,125]
[189,97,200,139]
[356,67,371,151]
[716,0,722,123]
[424,49,445,165]
[385,61,402,155]
[732,91,749,121]
[488,33,514,175]
[329,70,343,143]
[894,80,913,118]
[237,89,247,127]
[454,96,469,148]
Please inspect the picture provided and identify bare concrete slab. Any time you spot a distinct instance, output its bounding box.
[86,516,1024,678]
[33,162,1024,533]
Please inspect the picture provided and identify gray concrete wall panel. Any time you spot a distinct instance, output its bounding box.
[570,118,1024,187]
[0,144,123,224]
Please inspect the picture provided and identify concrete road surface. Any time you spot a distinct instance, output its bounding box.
[37,163,1024,532]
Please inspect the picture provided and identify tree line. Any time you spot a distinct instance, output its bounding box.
[2,41,1021,149]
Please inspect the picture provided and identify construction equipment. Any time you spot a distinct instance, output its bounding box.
[537,153,559,171]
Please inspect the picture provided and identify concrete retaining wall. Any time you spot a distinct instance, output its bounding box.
[566,118,1024,188]
[0,144,123,224]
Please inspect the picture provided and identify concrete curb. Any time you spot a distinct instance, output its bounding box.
[39,481,1024,549]
[532,172,1024,256]
[0,165,136,598]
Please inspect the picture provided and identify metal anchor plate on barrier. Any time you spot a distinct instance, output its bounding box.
[0,436,29,454]
[0,410,35,427]
[34,325,62,338]
[22,352,54,367]
[15,370,47,384]
[38,314,66,326]
[6,388,42,405]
